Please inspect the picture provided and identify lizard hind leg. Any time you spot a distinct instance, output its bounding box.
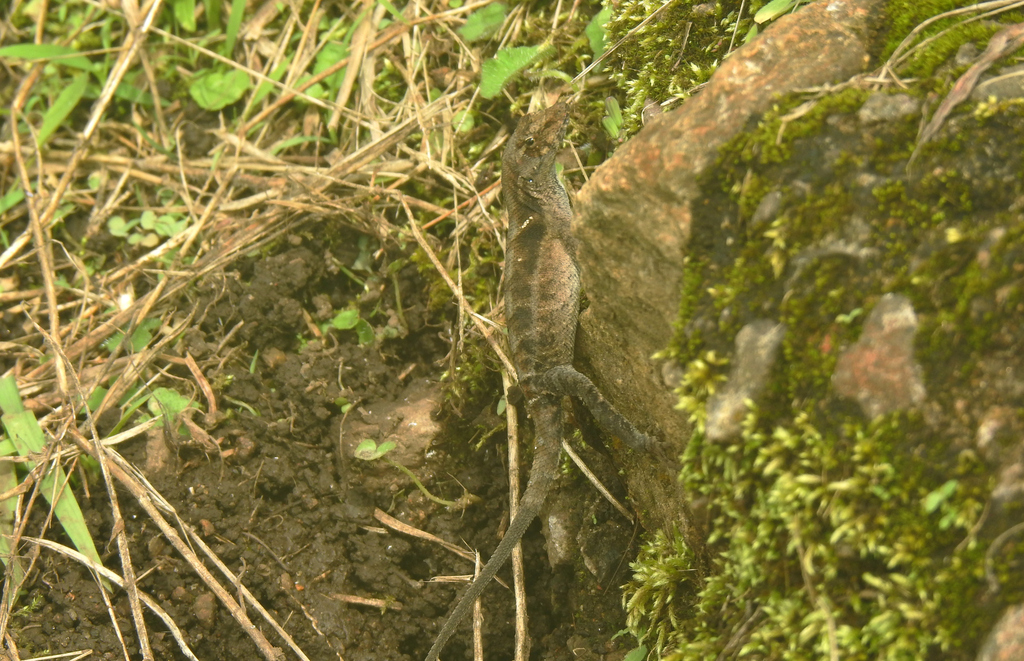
[537,365,656,452]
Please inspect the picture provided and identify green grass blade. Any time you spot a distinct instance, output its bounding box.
[0,184,26,216]
[206,0,221,29]
[1,376,29,603]
[0,444,26,605]
[0,377,105,588]
[37,72,89,145]
[222,0,246,56]
[174,0,197,32]
[0,376,26,415]
[0,44,97,73]
[377,0,410,25]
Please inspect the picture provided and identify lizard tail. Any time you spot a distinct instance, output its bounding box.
[425,398,562,661]
[539,365,655,451]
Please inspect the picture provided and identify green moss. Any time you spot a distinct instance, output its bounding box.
[622,528,700,658]
[881,1,1014,78]
[606,0,1023,141]
[603,0,742,136]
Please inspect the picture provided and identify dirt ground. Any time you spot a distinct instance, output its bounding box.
[8,226,640,661]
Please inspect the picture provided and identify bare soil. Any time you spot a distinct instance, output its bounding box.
[9,227,638,661]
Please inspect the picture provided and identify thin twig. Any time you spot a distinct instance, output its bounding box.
[502,370,530,661]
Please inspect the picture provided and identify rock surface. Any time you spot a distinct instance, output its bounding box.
[832,293,926,418]
[573,0,885,537]
[571,0,1024,658]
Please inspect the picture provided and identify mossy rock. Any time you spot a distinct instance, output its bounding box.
[577,2,1024,659]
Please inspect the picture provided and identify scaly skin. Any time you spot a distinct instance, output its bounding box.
[425,102,653,661]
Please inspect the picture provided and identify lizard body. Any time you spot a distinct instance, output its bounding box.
[425,102,653,661]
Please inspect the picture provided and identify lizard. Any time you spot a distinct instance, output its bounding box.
[425,101,654,661]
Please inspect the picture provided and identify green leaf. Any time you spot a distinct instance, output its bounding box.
[354,319,374,345]
[314,41,349,91]
[206,0,221,28]
[129,232,160,247]
[585,8,612,57]
[355,438,397,461]
[458,2,507,43]
[331,309,360,330]
[104,317,162,353]
[0,376,25,416]
[480,45,550,99]
[152,214,188,237]
[623,646,648,661]
[385,257,408,275]
[106,215,135,237]
[189,68,251,110]
[174,0,197,31]
[922,479,958,514]
[37,72,88,145]
[602,97,622,139]
[0,454,24,603]
[754,0,801,24]
[1,376,106,594]
[139,210,157,230]
[452,109,475,134]
[84,386,108,414]
[0,44,75,59]
[130,318,162,352]
[252,56,292,106]
[148,387,196,418]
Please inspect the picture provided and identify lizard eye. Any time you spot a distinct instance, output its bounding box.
[524,137,535,146]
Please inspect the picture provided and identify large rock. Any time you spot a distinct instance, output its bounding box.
[573,0,885,540]
[572,0,1024,657]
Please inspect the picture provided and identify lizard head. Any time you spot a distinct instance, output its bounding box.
[502,101,571,205]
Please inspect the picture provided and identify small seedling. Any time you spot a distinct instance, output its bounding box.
[323,308,375,345]
[108,211,189,248]
[354,439,478,509]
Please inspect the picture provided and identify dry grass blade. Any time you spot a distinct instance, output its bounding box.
[405,202,514,375]
[501,370,529,661]
[373,507,476,563]
[910,21,1024,164]
[884,0,1024,72]
[18,536,200,661]
[62,429,306,661]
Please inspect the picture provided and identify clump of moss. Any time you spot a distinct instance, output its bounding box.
[603,0,738,135]
[881,0,1019,78]
[622,528,700,658]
